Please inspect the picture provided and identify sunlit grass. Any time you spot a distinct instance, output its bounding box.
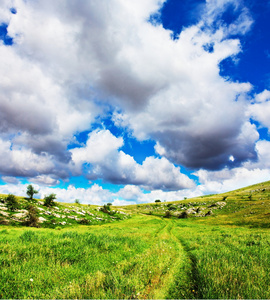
[0,181,270,299]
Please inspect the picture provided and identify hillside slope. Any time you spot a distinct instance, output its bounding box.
[0,180,269,228]
[120,180,270,228]
[0,195,129,228]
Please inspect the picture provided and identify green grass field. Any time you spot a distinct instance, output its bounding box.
[0,181,269,299]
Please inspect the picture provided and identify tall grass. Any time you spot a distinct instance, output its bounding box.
[172,222,270,299]
[0,217,188,299]
[0,214,269,299]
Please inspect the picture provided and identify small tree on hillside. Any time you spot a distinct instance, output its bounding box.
[26,184,38,200]
[155,199,161,203]
[43,194,57,207]
[6,194,19,211]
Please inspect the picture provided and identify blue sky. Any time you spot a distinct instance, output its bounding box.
[0,0,270,205]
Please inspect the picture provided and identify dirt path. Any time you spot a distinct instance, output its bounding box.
[141,218,197,299]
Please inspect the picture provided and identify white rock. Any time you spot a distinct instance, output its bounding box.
[77,211,85,216]
[53,213,61,218]
[13,212,27,219]
[38,217,47,223]
[0,211,9,217]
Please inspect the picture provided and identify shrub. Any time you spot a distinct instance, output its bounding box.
[43,194,57,207]
[164,210,172,218]
[100,205,111,214]
[155,199,161,203]
[25,205,40,227]
[79,218,90,225]
[6,194,19,211]
[168,205,177,211]
[178,211,188,219]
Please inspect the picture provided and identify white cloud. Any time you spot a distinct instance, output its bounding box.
[1,176,20,184]
[0,0,264,193]
[29,175,60,186]
[71,129,194,190]
[193,140,270,194]
[248,90,270,131]
[117,185,144,201]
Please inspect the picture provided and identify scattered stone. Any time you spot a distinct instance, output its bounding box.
[13,212,28,219]
[60,221,66,225]
[37,207,45,211]
[0,211,9,217]
[38,217,47,223]
[87,212,94,216]
[53,213,61,218]
[186,208,196,215]
[77,211,85,216]
[0,206,8,211]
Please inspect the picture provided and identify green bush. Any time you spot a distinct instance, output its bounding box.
[25,204,40,227]
[168,205,177,211]
[100,204,111,214]
[164,210,172,218]
[6,194,19,211]
[178,211,188,219]
[43,194,57,207]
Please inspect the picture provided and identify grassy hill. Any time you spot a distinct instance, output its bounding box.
[0,181,269,299]
[120,180,270,228]
[0,194,129,228]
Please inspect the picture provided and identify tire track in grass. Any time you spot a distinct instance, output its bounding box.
[142,218,197,299]
[167,220,201,299]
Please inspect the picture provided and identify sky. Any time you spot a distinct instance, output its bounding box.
[0,0,270,205]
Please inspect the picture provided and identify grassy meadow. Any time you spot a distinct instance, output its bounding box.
[0,181,269,299]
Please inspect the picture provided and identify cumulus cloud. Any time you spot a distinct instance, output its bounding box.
[0,0,263,192]
[248,90,270,131]
[117,185,143,201]
[71,129,194,191]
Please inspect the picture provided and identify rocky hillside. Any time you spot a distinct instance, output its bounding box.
[0,196,129,228]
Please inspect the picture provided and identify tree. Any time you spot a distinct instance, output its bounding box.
[26,184,38,200]
[43,194,57,207]
[6,194,19,211]
[155,199,161,203]
[75,199,80,204]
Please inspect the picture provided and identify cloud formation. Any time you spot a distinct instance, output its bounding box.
[0,0,265,196]
[71,129,195,190]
